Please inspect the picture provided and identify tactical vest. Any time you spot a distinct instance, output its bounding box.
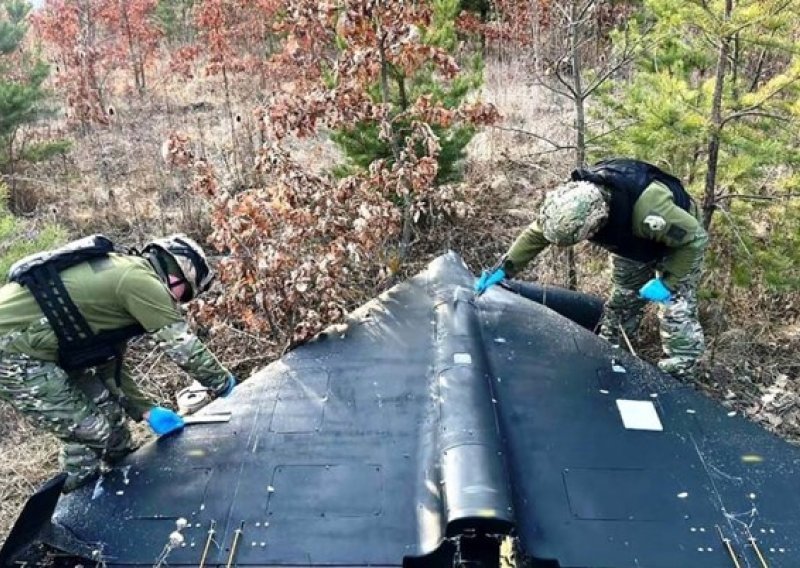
[571,159,692,263]
[8,235,146,372]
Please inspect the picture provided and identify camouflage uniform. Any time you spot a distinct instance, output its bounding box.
[503,178,707,379]
[0,254,231,491]
[599,252,705,378]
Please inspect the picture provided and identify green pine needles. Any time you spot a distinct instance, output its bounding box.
[592,0,800,292]
[330,0,485,185]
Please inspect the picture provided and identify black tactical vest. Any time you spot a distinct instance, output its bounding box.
[8,235,146,372]
[571,159,692,263]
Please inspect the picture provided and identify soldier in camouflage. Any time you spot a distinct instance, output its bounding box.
[475,159,707,380]
[0,235,236,492]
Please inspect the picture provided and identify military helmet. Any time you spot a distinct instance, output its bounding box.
[539,181,609,246]
[143,234,214,301]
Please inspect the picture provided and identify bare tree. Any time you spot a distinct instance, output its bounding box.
[526,0,647,289]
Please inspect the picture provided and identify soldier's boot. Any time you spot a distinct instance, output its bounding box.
[658,357,698,381]
[61,443,101,493]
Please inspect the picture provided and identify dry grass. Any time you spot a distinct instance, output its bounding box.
[0,407,59,540]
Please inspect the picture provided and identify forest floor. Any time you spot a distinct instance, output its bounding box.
[1,58,798,543]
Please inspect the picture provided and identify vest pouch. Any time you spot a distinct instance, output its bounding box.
[57,325,144,371]
[59,344,119,372]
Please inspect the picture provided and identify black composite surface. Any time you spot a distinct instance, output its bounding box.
[2,252,799,567]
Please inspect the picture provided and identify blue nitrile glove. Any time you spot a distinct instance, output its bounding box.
[639,278,672,304]
[217,375,237,398]
[146,406,185,436]
[474,268,506,296]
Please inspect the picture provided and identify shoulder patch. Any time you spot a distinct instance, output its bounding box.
[666,225,688,241]
[643,214,667,232]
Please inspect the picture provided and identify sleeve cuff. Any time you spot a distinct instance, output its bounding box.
[501,257,517,277]
[662,275,679,291]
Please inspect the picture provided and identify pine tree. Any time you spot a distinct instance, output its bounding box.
[330,0,484,185]
[593,0,800,291]
[155,0,195,44]
[0,0,68,210]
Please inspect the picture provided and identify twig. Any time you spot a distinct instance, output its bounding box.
[218,323,274,345]
[715,193,800,202]
[618,325,637,357]
[715,205,752,257]
[142,352,165,379]
[489,125,575,150]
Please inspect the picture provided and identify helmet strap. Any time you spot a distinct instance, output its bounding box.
[146,251,192,301]
[145,250,169,282]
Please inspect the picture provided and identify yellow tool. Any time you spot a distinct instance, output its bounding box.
[716,525,742,568]
[225,522,245,568]
[198,520,216,568]
[746,529,770,568]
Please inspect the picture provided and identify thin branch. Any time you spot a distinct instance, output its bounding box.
[715,205,752,257]
[490,125,575,150]
[720,68,800,125]
[715,193,800,202]
[576,0,596,24]
[725,0,795,37]
[584,54,634,98]
[553,1,571,22]
[522,146,576,158]
[720,110,789,126]
[748,45,770,92]
[686,0,721,22]
[584,25,654,97]
[551,52,578,97]
[548,28,597,98]
[585,121,638,144]
[529,73,575,99]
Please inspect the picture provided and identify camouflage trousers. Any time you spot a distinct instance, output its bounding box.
[599,253,705,379]
[0,347,141,491]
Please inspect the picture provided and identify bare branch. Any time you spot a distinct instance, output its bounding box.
[584,54,635,98]
[529,73,575,99]
[584,22,654,97]
[720,109,790,126]
[748,45,769,92]
[553,2,571,22]
[715,193,800,202]
[490,125,574,150]
[576,0,596,24]
[552,52,578,97]
[715,205,752,257]
[584,121,638,144]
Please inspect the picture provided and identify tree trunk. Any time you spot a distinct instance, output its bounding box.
[221,60,241,186]
[702,0,733,230]
[119,1,144,94]
[378,27,413,260]
[567,0,589,290]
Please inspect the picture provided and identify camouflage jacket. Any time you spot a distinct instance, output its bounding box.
[504,181,708,290]
[0,254,230,396]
